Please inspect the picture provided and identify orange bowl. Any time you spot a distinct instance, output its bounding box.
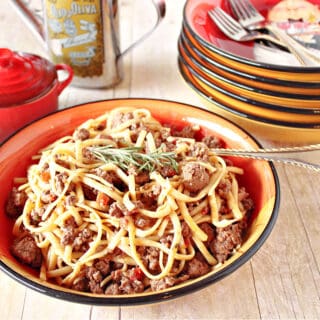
[0,99,279,305]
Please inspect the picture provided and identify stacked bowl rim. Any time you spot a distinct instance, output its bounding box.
[183,0,320,74]
[178,54,320,128]
[179,32,320,116]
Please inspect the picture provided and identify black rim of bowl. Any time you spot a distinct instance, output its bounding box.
[0,98,280,306]
[179,32,320,107]
[182,2,320,73]
[181,23,320,89]
[178,58,320,128]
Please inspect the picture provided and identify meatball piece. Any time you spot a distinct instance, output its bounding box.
[184,252,210,278]
[181,163,210,193]
[11,235,42,268]
[210,222,246,263]
[5,187,28,218]
[74,128,90,140]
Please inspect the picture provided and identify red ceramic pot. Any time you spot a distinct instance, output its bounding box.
[0,48,73,142]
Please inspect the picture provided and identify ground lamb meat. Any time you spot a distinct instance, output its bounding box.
[181,221,192,239]
[182,163,210,193]
[72,259,112,294]
[128,165,150,185]
[238,187,254,212]
[188,142,210,161]
[217,179,232,198]
[55,172,69,194]
[11,234,42,268]
[150,276,176,291]
[73,228,92,251]
[160,165,177,178]
[105,283,121,295]
[138,184,161,210]
[134,214,155,229]
[74,128,90,140]
[109,267,145,294]
[5,187,28,218]
[138,246,160,272]
[94,258,111,276]
[109,202,127,217]
[82,147,97,163]
[201,135,223,148]
[172,126,197,139]
[55,158,71,169]
[86,266,104,294]
[160,234,174,248]
[150,274,190,292]
[72,276,89,292]
[60,217,78,246]
[184,252,210,279]
[210,222,246,263]
[82,184,97,201]
[119,276,144,294]
[93,168,123,188]
[199,222,214,247]
[94,120,106,131]
[30,207,46,225]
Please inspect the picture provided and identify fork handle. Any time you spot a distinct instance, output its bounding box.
[265,25,320,66]
[252,33,287,48]
[211,144,320,172]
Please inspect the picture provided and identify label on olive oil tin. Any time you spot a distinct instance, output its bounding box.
[44,0,104,77]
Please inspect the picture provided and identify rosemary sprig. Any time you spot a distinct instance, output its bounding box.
[90,145,179,172]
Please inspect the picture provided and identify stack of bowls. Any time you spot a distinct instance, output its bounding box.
[178,0,320,144]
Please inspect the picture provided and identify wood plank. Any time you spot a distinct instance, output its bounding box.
[0,272,26,320]
[90,306,119,320]
[121,263,260,320]
[22,289,91,320]
[251,165,320,319]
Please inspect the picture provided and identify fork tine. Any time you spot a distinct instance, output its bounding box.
[214,7,243,33]
[228,0,264,27]
[208,10,233,36]
[208,8,247,40]
[242,0,264,18]
[208,10,235,36]
[208,10,237,38]
[228,0,248,20]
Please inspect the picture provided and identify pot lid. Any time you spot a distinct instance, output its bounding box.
[0,48,56,108]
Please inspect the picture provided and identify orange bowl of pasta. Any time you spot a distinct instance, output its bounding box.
[0,98,280,305]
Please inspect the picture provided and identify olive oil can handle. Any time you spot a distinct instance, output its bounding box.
[113,0,166,59]
[10,0,46,49]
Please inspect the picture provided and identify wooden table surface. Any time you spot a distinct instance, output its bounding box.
[1,1,320,319]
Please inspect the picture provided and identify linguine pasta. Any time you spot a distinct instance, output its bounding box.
[7,107,253,295]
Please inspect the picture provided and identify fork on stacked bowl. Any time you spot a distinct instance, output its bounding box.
[178,0,320,144]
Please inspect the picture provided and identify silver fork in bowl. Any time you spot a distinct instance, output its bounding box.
[208,7,319,67]
[228,0,265,29]
[211,144,320,172]
[228,0,320,65]
[208,7,283,45]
